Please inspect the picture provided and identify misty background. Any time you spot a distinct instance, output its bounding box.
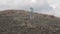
[0,0,60,17]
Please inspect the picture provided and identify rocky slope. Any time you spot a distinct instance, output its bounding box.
[0,10,60,34]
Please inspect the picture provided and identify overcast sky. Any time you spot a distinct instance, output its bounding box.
[0,0,60,17]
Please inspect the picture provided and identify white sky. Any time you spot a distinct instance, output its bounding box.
[0,0,50,8]
[0,0,58,10]
[0,0,60,17]
[0,0,59,8]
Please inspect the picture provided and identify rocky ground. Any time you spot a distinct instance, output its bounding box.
[0,10,60,34]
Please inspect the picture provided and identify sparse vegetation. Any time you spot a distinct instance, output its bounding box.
[0,10,60,34]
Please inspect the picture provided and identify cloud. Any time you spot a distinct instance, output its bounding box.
[0,0,50,8]
[0,0,60,17]
[47,0,60,9]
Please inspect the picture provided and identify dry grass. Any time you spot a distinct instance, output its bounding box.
[0,10,60,34]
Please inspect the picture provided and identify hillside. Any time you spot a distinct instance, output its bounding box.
[0,10,60,34]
